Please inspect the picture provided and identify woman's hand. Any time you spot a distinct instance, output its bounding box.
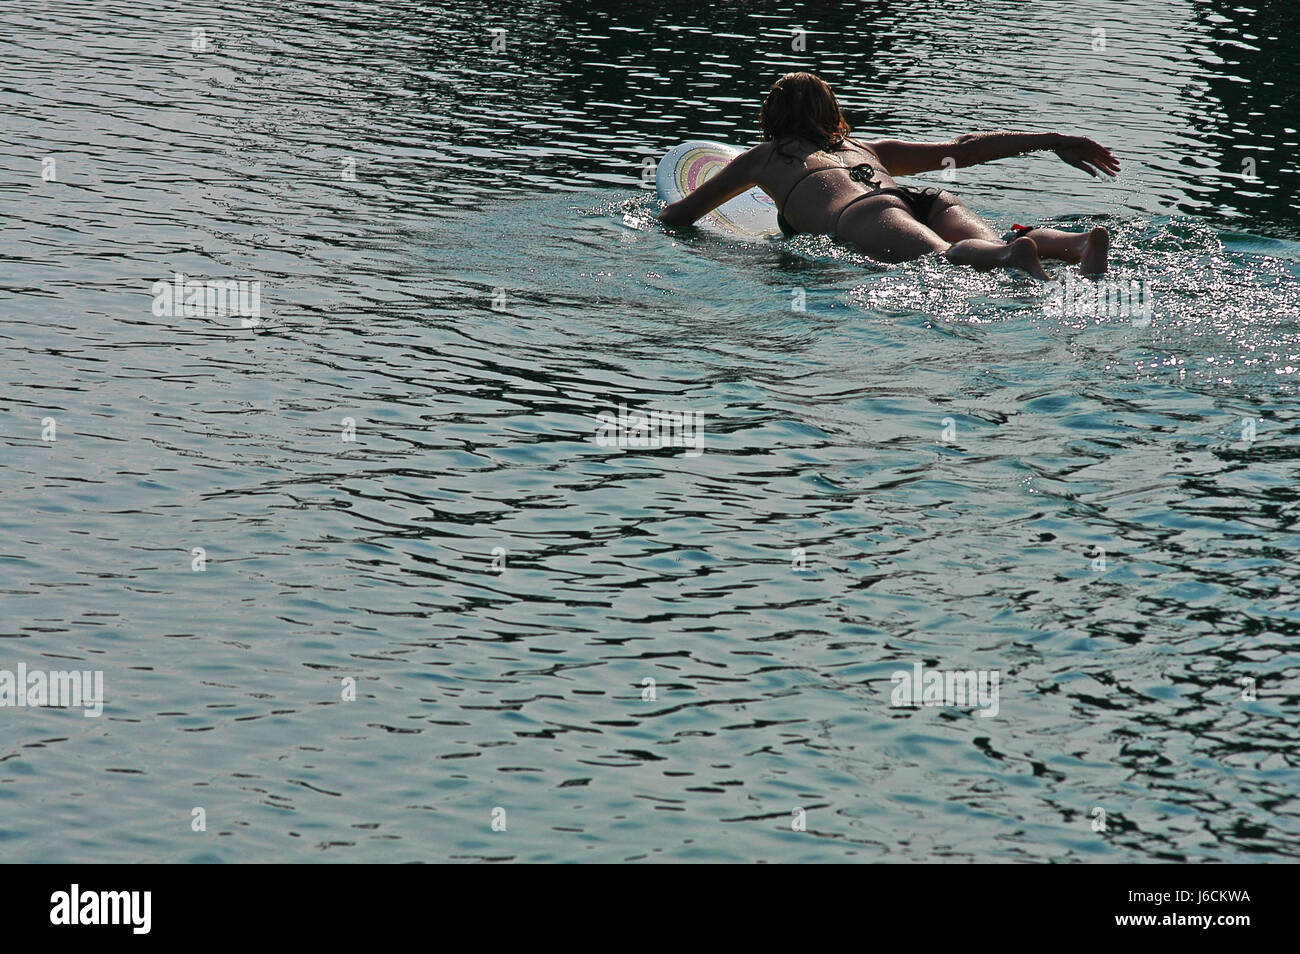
[1053,135,1120,178]
[657,200,686,225]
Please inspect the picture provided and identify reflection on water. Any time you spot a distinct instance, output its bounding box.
[0,1,1297,862]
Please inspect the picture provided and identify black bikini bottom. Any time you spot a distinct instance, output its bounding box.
[777,186,944,238]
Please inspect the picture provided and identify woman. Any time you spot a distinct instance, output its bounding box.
[658,72,1120,279]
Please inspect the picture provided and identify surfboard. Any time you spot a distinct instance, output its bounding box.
[656,141,780,240]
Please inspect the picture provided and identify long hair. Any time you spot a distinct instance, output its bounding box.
[759,72,852,158]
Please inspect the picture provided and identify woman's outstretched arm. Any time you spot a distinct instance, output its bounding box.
[657,147,761,225]
[869,133,1120,178]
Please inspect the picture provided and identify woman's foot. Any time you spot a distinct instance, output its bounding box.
[945,236,1051,279]
[1004,236,1051,281]
[1013,226,1110,274]
[1079,226,1109,275]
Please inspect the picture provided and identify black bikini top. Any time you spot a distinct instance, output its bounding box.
[846,163,881,186]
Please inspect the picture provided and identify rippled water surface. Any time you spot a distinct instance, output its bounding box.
[3,0,1299,862]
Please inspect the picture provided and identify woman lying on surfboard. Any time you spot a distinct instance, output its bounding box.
[658,72,1119,279]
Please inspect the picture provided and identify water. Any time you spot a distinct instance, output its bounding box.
[2,0,1298,863]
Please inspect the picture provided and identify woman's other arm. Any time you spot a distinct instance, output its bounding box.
[868,133,1120,178]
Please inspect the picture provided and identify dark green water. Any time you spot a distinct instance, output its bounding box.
[1,0,1297,862]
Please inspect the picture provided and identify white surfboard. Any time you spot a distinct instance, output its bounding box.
[656,141,780,240]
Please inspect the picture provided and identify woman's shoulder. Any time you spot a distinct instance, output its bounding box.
[841,135,879,155]
[749,138,811,165]
[841,136,888,168]
[737,140,784,171]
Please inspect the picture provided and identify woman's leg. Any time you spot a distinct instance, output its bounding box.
[840,204,1050,279]
[1012,227,1109,274]
[925,192,1109,274]
[947,236,1050,280]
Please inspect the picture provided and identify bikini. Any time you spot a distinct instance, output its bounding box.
[776,159,943,238]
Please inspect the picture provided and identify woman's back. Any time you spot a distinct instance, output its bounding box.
[752,136,901,237]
